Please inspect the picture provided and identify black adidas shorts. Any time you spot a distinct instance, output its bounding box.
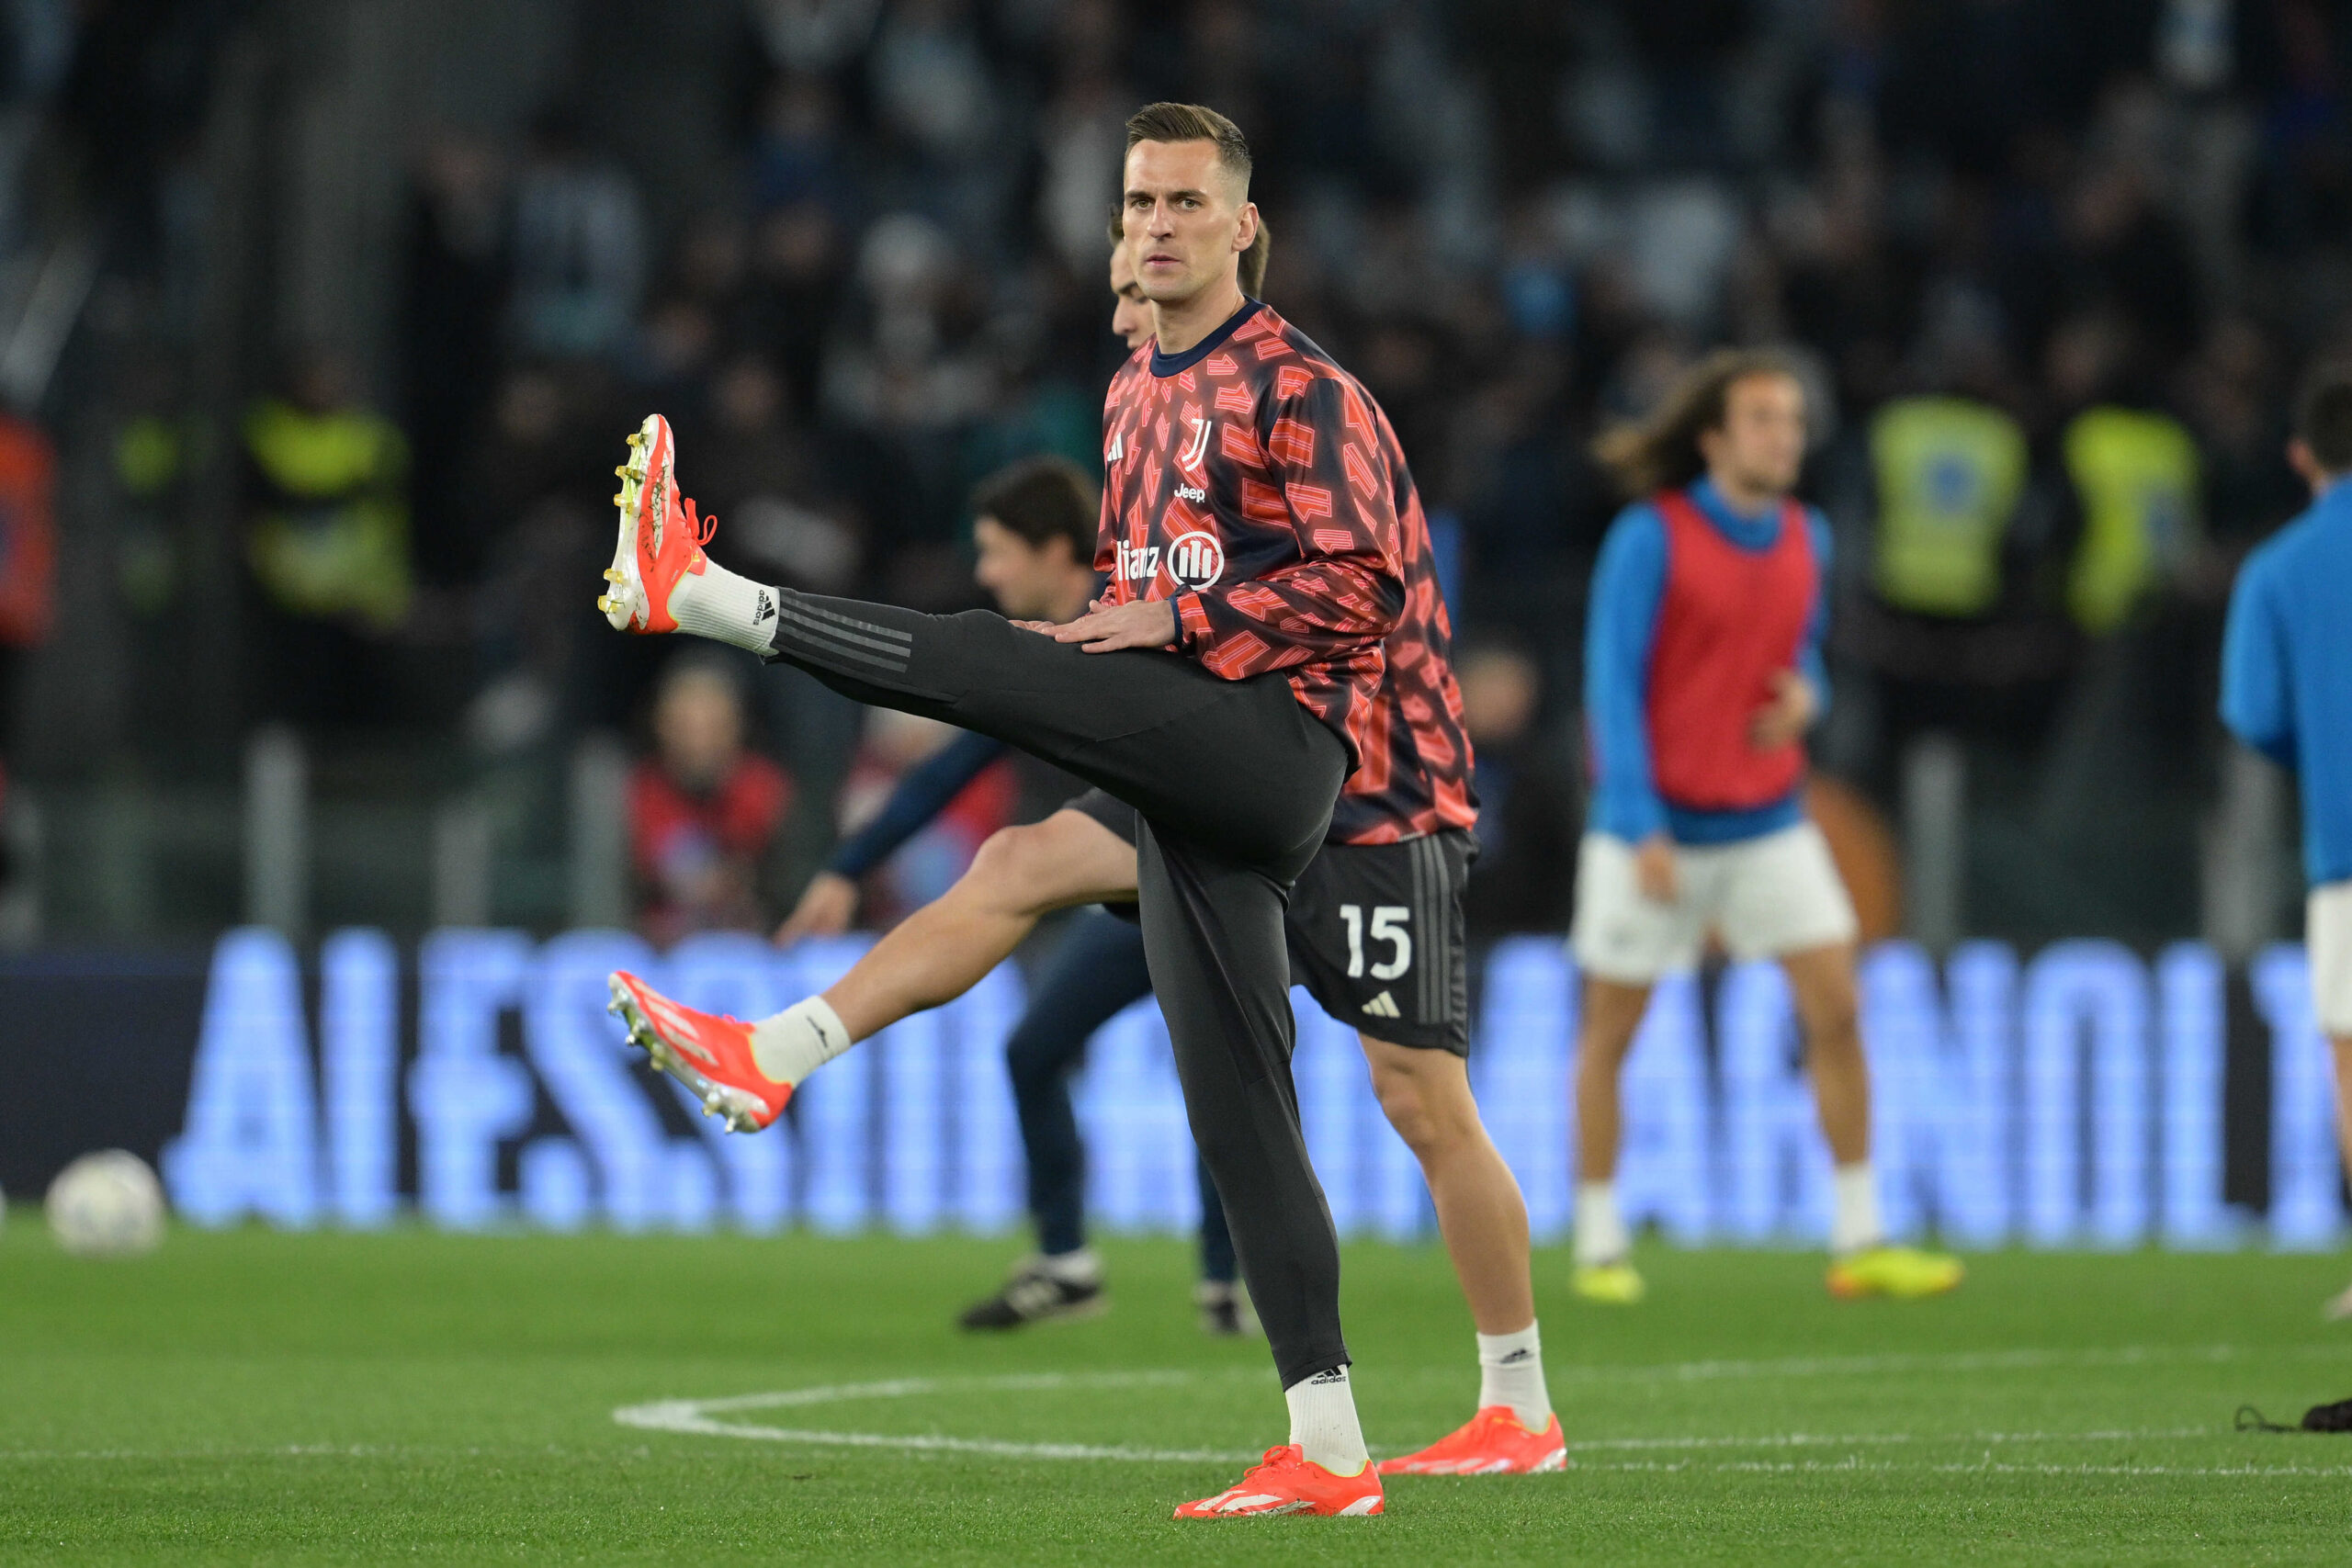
[1064,790,1473,1055]
[1284,829,1476,1055]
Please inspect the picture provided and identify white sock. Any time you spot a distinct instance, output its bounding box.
[1830,1161,1883,1256]
[669,558,779,655]
[1035,1247,1100,1285]
[1573,1180,1628,1267]
[1476,1322,1553,1431]
[1283,1366,1369,1474]
[748,996,853,1086]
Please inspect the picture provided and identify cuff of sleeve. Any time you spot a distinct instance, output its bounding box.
[1601,793,1669,843]
[1174,592,1212,651]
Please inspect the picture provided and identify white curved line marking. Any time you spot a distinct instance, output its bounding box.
[614,1371,1263,1463]
[610,1358,2337,1470]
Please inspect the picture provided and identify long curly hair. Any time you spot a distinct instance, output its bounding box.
[1592,348,1802,499]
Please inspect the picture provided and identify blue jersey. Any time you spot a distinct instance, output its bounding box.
[1583,477,1833,847]
[2221,479,2352,886]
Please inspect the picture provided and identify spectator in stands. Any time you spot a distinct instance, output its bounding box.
[508,103,644,359]
[629,657,794,947]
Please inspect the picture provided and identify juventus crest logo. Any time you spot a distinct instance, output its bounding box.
[1179,414,1211,471]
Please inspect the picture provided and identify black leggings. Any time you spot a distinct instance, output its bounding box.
[766,592,1350,1384]
[1007,909,1235,1283]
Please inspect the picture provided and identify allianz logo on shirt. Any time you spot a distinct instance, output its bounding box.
[1114,540,1161,582]
[1114,531,1226,591]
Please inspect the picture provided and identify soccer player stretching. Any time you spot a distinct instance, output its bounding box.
[1570,351,1962,1304]
[773,217,1275,1341]
[2222,362,2352,1319]
[768,213,1561,1475]
[596,105,1408,1517]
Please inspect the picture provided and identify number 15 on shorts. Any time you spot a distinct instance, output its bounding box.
[1340,904,1412,980]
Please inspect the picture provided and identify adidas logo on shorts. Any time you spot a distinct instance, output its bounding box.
[1363,991,1401,1019]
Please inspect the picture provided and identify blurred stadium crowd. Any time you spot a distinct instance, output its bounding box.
[0,0,2346,946]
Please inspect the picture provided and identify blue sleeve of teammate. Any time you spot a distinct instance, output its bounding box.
[2220,554,2297,771]
[825,731,1010,879]
[1585,506,1669,842]
[1802,511,1833,719]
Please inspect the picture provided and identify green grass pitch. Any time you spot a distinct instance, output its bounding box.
[5,1222,2352,1564]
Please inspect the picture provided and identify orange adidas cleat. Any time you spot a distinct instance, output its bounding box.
[597,413,715,634]
[1374,1406,1566,1475]
[1173,1446,1384,1518]
[606,971,790,1133]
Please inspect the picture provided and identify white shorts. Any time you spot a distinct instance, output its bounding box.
[1570,822,1860,983]
[2311,881,2352,1038]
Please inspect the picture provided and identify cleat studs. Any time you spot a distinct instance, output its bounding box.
[626,433,642,446]
[604,568,623,581]
[613,492,627,507]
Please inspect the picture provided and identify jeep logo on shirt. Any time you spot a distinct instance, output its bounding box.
[1175,483,1206,503]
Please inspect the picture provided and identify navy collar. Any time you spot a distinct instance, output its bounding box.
[1150,299,1262,378]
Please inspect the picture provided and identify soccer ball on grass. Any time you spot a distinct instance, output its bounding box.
[45,1150,165,1258]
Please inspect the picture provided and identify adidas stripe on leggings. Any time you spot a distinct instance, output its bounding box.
[763,591,1351,1386]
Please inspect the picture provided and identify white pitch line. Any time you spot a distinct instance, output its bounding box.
[1570,1458,2352,1479]
[612,1370,2274,1466]
[1557,1427,2211,1454]
[1544,1341,2352,1385]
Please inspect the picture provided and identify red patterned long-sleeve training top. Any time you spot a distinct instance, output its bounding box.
[1098,300,1476,845]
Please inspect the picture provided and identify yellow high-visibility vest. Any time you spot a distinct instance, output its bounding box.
[2063,406,2201,634]
[242,400,411,627]
[1869,397,2028,616]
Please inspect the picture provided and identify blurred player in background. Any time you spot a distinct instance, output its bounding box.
[2221,362,2352,1320]
[1572,351,1963,1306]
[769,202,1562,1475]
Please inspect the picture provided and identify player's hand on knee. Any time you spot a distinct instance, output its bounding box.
[775,871,858,947]
[1635,834,1679,904]
[1050,597,1177,653]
